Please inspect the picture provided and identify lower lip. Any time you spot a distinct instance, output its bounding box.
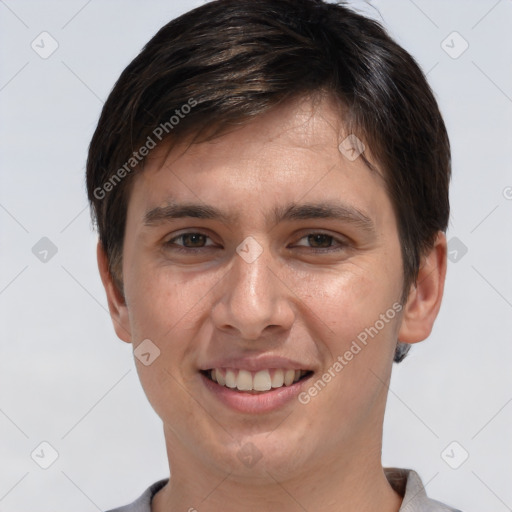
[200,372,312,414]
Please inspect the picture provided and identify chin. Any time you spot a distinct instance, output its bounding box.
[202,430,311,482]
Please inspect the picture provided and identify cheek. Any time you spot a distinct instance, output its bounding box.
[296,256,399,327]
[124,257,215,341]
[298,273,401,438]
[125,266,212,424]
[294,257,402,386]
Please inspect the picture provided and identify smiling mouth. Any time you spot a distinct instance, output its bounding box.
[200,368,313,393]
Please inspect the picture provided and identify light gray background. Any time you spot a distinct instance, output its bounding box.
[1,0,511,510]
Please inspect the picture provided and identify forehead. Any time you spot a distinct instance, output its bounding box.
[127,95,391,229]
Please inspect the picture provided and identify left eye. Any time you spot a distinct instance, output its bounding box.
[294,233,342,250]
[164,232,345,252]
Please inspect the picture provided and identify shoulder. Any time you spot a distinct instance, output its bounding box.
[104,479,169,512]
[385,467,463,512]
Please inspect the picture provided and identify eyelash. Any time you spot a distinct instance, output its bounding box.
[163,231,348,253]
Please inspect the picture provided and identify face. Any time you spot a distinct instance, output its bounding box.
[107,95,412,481]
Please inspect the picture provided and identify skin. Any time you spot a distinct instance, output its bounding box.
[98,94,447,512]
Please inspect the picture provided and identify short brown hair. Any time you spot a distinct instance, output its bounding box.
[86,0,451,362]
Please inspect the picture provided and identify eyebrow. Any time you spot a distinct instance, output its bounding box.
[143,200,376,234]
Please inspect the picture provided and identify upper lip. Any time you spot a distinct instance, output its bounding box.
[199,355,315,373]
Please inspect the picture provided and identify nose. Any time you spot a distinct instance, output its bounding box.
[211,239,295,341]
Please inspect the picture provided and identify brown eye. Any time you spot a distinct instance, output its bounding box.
[307,234,334,248]
[164,232,214,251]
[294,232,347,252]
[180,233,208,248]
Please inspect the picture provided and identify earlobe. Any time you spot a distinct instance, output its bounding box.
[397,231,447,344]
[96,241,132,343]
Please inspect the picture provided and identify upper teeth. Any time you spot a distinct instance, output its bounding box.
[209,368,307,392]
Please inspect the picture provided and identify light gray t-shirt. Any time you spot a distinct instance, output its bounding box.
[105,468,462,512]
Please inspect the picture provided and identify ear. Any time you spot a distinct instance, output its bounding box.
[97,241,132,343]
[398,231,447,344]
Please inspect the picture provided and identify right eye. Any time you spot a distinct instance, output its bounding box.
[163,232,217,252]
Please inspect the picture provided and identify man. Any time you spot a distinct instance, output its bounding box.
[87,0,462,510]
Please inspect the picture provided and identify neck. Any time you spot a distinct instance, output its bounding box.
[152,431,403,512]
